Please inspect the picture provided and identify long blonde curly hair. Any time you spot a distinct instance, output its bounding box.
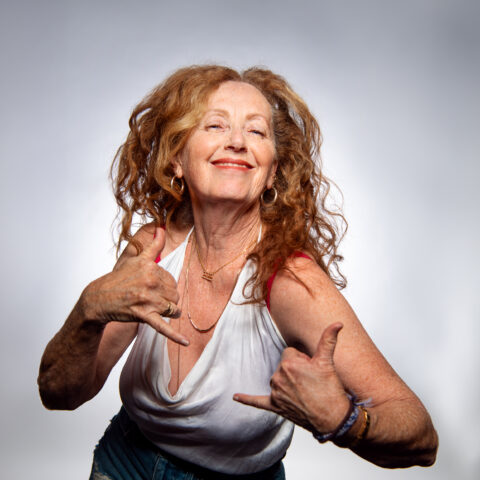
[112,65,347,302]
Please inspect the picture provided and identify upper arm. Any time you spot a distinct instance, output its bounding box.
[92,221,189,392]
[93,322,138,391]
[90,224,157,391]
[269,257,415,404]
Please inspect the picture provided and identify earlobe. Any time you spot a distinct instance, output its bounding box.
[267,163,278,189]
[171,156,184,178]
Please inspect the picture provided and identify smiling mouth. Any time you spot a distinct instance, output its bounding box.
[211,159,253,170]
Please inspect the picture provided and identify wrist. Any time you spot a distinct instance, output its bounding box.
[76,282,108,329]
[333,404,372,448]
[312,396,356,443]
[312,395,372,447]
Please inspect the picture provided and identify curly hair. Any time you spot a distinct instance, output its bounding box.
[111,65,347,302]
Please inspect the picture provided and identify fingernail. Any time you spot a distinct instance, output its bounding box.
[233,395,239,401]
[180,338,190,346]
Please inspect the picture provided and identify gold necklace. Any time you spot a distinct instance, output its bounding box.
[194,230,258,281]
[174,249,190,395]
[186,227,258,332]
[185,238,220,333]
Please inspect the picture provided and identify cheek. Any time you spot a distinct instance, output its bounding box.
[179,147,202,176]
[262,148,276,172]
[182,137,218,168]
[254,139,275,163]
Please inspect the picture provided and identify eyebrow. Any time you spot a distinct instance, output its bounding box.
[205,109,270,123]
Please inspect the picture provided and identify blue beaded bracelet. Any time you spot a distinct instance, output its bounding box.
[313,395,371,444]
[313,399,359,443]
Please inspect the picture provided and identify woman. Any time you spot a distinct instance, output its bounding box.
[38,65,438,479]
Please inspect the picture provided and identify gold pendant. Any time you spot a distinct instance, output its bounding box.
[201,271,214,281]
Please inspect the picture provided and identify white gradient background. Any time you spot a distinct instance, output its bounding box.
[1,1,479,479]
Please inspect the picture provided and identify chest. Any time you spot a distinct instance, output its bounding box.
[166,262,242,396]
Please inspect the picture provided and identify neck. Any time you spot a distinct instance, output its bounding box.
[190,200,261,268]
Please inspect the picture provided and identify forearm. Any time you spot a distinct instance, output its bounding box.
[38,293,106,410]
[333,397,438,468]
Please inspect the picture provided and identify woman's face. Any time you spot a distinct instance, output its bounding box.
[174,81,276,208]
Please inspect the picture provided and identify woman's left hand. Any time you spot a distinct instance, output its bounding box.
[234,322,351,435]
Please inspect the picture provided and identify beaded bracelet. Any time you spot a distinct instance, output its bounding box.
[313,398,358,443]
[312,396,370,445]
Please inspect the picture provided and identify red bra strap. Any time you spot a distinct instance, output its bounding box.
[266,252,311,311]
[153,225,166,263]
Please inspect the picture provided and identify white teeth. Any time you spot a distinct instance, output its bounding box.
[215,162,249,168]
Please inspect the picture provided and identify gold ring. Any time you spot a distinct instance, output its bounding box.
[163,302,174,317]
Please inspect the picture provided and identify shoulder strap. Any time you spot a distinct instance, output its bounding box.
[153,225,166,263]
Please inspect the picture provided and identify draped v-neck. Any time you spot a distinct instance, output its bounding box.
[119,226,293,475]
[164,235,248,400]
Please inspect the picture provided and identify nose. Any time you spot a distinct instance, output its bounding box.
[225,126,247,152]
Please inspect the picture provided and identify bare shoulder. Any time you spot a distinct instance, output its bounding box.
[164,223,192,255]
[269,256,413,401]
[269,256,350,350]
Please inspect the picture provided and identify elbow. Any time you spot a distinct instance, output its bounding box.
[371,444,438,469]
[37,374,86,411]
[377,422,439,469]
[37,357,98,410]
[356,412,439,469]
[39,389,79,411]
[38,384,77,411]
[401,436,438,468]
[409,414,439,468]
[415,426,438,467]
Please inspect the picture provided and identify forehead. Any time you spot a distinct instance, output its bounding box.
[205,81,272,119]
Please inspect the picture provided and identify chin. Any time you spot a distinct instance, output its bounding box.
[203,189,257,206]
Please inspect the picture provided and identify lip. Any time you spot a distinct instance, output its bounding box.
[210,158,253,170]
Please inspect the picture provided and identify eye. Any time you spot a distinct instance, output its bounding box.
[250,129,266,137]
[206,124,224,131]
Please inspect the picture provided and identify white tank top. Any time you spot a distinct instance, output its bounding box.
[119,230,294,474]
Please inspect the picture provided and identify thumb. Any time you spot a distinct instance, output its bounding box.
[312,322,343,364]
[142,227,166,262]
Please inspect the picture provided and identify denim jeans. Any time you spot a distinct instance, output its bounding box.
[90,407,286,480]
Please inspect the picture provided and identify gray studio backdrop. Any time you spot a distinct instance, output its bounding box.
[1,1,479,479]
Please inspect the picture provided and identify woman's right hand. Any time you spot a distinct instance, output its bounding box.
[80,227,189,346]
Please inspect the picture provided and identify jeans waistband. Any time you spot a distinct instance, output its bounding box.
[115,407,285,480]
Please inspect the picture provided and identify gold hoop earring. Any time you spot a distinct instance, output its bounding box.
[170,175,185,195]
[261,186,278,206]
